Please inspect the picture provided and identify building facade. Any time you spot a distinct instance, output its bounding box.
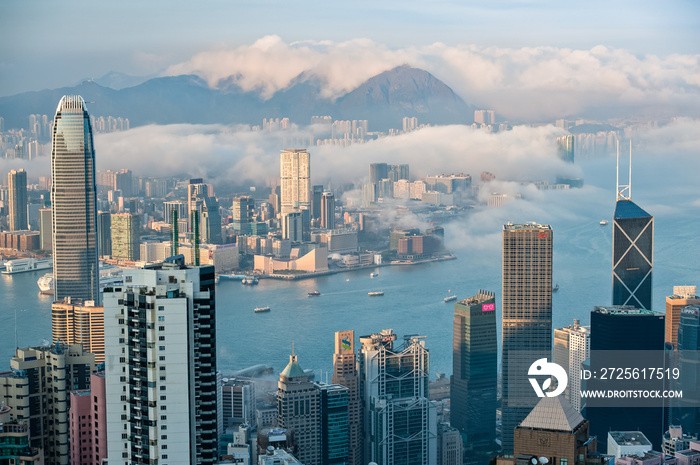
[332,331,362,465]
[501,223,553,453]
[51,95,99,303]
[553,319,590,412]
[321,192,335,230]
[111,212,140,261]
[450,290,497,448]
[8,168,28,231]
[97,211,112,258]
[104,258,218,464]
[676,306,700,434]
[612,200,653,310]
[51,296,105,363]
[280,149,310,213]
[69,372,107,465]
[666,287,700,349]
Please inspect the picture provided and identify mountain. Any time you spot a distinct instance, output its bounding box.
[0,66,475,131]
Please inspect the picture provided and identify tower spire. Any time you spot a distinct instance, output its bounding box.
[616,139,632,201]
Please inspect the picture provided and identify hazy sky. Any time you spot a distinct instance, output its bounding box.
[1,0,699,96]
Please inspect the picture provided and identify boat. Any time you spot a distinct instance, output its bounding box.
[368,291,384,297]
[444,295,457,303]
[254,306,270,313]
[552,284,559,292]
[370,272,378,278]
[600,220,608,226]
[308,290,321,296]
[242,277,259,285]
[37,270,124,294]
[2,258,53,275]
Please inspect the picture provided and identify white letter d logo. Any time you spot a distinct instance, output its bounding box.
[528,358,568,397]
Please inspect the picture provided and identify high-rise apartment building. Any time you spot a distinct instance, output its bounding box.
[369,163,388,187]
[8,168,28,230]
[359,330,437,465]
[450,290,497,448]
[588,306,665,451]
[277,352,321,465]
[0,405,42,463]
[232,196,255,234]
[321,192,335,230]
[111,212,140,261]
[666,286,700,349]
[281,210,303,242]
[557,135,575,163]
[51,95,99,303]
[0,344,95,465]
[612,201,653,310]
[332,331,362,465]
[553,319,590,412]
[39,207,52,251]
[104,258,218,464]
[69,372,107,465]
[51,296,105,363]
[501,223,553,453]
[280,149,310,213]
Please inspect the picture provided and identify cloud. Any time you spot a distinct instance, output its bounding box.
[164,37,700,120]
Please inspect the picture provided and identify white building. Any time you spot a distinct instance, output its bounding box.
[608,431,653,459]
[104,257,218,464]
[553,319,591,411]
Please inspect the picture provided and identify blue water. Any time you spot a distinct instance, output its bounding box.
[1,155,699,379]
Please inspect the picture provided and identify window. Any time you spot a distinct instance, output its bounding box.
[159,346,165,351]
[160,395,166,401]
[162,455,168,460]
[161,425,167,431]
[159,356,165,361]
[159,366,166,371]
[158,306,165,310]
[161,435,167,440]
[161,415,167,420]
[159,326,165,331]
[160,386,166,391]
[158,316,165,321]
[158,336,165,341]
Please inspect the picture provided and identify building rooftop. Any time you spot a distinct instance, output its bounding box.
[503,222,551,231]
[593,306,661,316]
[614,200,651,220]
[609,431,652,447]
[518,396,585,432]
[280,354,307,379]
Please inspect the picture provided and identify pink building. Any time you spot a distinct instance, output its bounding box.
[676,442,700,465]
[69,372,107,464]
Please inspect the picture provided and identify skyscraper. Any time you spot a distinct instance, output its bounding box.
[51,95,99,303]
[450,290,497,449]
[359,330,437,465]
[587,306,665,451]
[276,352,321,465]
[501,223,553,453]
[553,319,590,412]
[332,331,362,465]
[232,196,255,234]
[612,144,653,310]
[52,296,105,363]
[39,207,52,251]
[557,134,575,163]
[319,383,350,465]
[280,149,310,213]
[97,211,111,257]
[369,163,388,186]
[666,286,700,349]
[321,192,335,230]
[312,184,324,221]
[8,168,28,231]
[676,305,700,434]
[104,258,218,464]
[110,212,140,261]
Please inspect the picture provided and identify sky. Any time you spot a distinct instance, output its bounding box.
[1,0,699,97]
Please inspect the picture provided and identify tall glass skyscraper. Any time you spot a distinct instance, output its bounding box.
[612,200,653,310]
[501,223,553,454]
[51,95,99,303]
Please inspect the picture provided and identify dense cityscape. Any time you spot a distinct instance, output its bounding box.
[1,2,699,465]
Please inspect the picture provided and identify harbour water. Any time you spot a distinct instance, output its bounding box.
[1,155,698,379]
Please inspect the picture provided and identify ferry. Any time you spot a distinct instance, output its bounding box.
[444,295,457,303]
[242,277,259,285]
[254,306,270,313]
[37,270,124,294]
[370,272,379,278]
[600,220,609,226]
[368,291,384,297]
[2,258,53,275]
[308,290,321,296]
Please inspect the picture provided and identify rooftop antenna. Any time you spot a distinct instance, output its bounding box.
[616,139,632,201]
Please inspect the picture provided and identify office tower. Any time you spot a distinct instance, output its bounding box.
[437,423,464,465]
[97,210,112,257]
[369,163,388,187]
[52,296,105,363]
[553,319,590,412]
[666,286,700,348]
[588,306,665,451]
[104,258,218,464]
[450,290,497,448]
[514,396,599,465]
[111,212,140,261]
[69,372,107,465]
[39,207,52,250]
[276,352,321,465]
[319,384,350,465]
[612,144,653,310]
[312,185,324,220]
[676,305,700,433]
[321,192,335,229]
[164,200,187,223]
[0,344,95,465]
[359,330,437,465]
[232,196,255,234]
[221,378,256,428]
[114,168,132,197]
[501,223,553,453]
[388,164,409,182]
[51,95,99,303]
[202,196,222,244]
[280,149,310,213]
[0,404,42,463]
[187,178,207,214]
[281,211,303,242]
[557,135,575,163]
[8,168,28,230]
[332,331,362,465]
